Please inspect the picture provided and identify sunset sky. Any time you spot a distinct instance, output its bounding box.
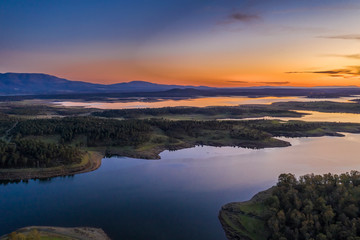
[1,0,360,87]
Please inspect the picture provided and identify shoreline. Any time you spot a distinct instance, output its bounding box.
[0,131,349,181]
[0,151,103,181]
[0,226,110,240]
[0,139,289,181]
[0,129,354,181]
[105,140,291,160]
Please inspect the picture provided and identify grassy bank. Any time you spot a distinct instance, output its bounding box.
[0,151,103,181]
[219,189,273,240]
[0,226,110,240]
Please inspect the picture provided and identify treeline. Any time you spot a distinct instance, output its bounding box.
[146,119,271,140]
[9,117,360,148]
[265,171,360,240]
[230,127,271,140]
[0,104,91,116]
[92,106,301,118]
[11,118,274,145]
[0,139,82,168]
[246,120,324,137]
[273,101,360,114]
[241,120,360,137]
[11,117,151,146]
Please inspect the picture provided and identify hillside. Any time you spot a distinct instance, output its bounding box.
[0,73,209,95]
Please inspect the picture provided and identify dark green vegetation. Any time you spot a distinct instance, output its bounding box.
[3,113,360,167]
[220,171,360,240]
[272,101,360,114]
[2,100,360,179]
[92,105,303,120]
[0,139,81,168]
[12,118,150,147]
[3,100,360,121]
[0,102,93,117]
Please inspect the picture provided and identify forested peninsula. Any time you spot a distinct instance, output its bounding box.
[2,102,360,180]
[219,171,360,240]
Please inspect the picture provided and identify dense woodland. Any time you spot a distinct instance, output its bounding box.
[92,106,302,119]
[1,106,360,169]
[12,117,151,146]
[265,172,360,240]
[0,139,81,168]
[273,101,360,114]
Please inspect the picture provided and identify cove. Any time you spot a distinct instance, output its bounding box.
[1,134,360,239]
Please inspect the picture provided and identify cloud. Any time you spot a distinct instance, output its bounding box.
[229,12,260,22]
[219,11,261,25]
[342,54,360,59]
[227,80,249,83]
[256,81,290,85]
[313,70,353,74]
[286,66,360,78]
[319,34,360,40]
[286,70,350,74]
[326,54,360,60]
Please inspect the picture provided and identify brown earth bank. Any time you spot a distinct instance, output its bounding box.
[0,151,103,181]
[0,226,110,240]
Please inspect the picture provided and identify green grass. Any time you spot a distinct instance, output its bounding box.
[237,214,268,240]
[0,151,94,176]
[219,188,275,240]
[220,202,269,240]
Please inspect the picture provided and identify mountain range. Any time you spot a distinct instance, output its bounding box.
[0,73,211,95]
[1,73,360,99]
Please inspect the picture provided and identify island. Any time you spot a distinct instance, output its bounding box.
[219,171,360,240]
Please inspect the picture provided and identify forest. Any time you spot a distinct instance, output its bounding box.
[272,101,360,114]
[266,171,360,240]
[2,104,360,170]
[12,117,151,146]
[92,106,303,119]
[220,171,360,240]
[0,139,82,168]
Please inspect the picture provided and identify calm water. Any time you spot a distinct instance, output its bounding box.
[2,134,360,239]
[55,96,358,109]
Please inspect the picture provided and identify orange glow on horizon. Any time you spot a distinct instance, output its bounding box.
[52,69,360,88]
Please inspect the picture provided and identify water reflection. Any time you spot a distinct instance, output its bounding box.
[54,96,358,109]
[1,134,360,239]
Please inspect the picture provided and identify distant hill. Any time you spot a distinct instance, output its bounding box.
[0,73,211,95]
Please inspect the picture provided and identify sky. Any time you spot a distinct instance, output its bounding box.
[1,0,360,87]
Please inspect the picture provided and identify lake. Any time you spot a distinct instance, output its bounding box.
[54,96,358,109]
[1,134,360,239]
